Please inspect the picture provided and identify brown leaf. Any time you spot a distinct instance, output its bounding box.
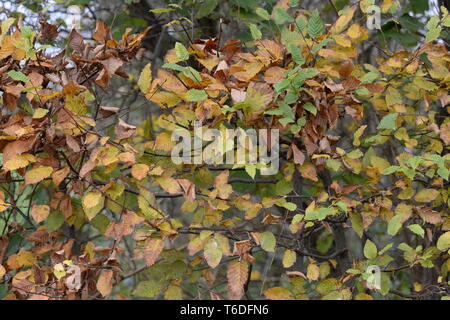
[101,57,123,76]
[417,206,442,225]
[339,60,354,77]
[93,21,110,43]
[440,122,450,145]
[39,21,58,42]
[65,135,81,153]
[67,28,84,52]
[264,66,286,84]
[96,270,114,297]
[52,167,70,189]
[115,119,136,140]
[177,179,196,202]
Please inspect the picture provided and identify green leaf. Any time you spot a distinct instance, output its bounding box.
[265,108,284,116]
[308,9,323,38]
[425,27,442,42]
[46,211,64,232]
[283,202,297,211]
[335,201,347,213]
[183,67,202,83]
[363,240,377,259]
[377,113,398,130]
[273,79,290,93]
[274,8,294,24]
[303,102,317,115]
[260,231,276,252]
[279,117,294,126]
[133,280,163,298]
[295,68,319,84]
[7,70,29,83]
[162,63,186,72]
[325,159,341,172]
[387,214,403,236]
[186,89,208,102]
[175,42,189,61]
[360,71,380,84]
[287,43,304,65]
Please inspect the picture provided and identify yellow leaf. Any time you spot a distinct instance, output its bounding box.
[53,263,66,279]
[83,192,103,209]
[25,166,53,185]
[0,264,5,280]
[82,192,105,220]
[307,263,320,281]
[16,250,35,267]
[330,5,357,34]
[155,176,181,194]
[415,189,440,203]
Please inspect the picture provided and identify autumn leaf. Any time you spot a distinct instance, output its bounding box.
[143,237,165,267]
[282,249,296,268]
[0,265,5,280]
[259,231,276,252]
[227,260,248,300]
[131,164,150,181]
[138,63,152,95]
[307,263,320,281]
[25,166,53,185]
[415,189,440,203]
[263,287,294,300]
[204,237,222,268]
[363,240,377,259]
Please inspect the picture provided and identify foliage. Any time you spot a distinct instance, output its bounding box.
[0,0,449,300]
